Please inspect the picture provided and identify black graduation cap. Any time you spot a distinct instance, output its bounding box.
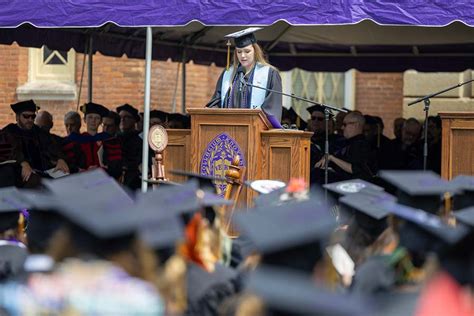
[339,190,396,241]
[378,170,457,214]
[150,109,168,122]
[80,102,110,118]
[116,103,140,121]
[135,179,232,222]
[306,104,326,115]
[234,200,336,273]
[450,175,474,210]
[246,265,371,316]
[42,169,134,206]
[139,216,183,251]
[0,187,31,232]
[388,202,469,258]
[170,169,227,194]
[225,27,262,48]
[324,179,384,199]
[10,99,39,114]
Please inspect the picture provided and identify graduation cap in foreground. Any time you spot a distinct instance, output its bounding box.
[246,265,370,316]
[378,170,457,214]
[234,200,336,273]
[135,179,232,222]
[388,203,469,260]
[339,190,396,240]
[170,169,227,194]
[324,179,384,199]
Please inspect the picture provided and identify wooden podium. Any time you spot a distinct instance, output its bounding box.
[162,108,312,207]
[440,112,474,179]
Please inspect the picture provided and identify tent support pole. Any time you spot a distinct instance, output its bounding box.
[87,35,93,102]
[141,27,153,192]
[181,49,186,112]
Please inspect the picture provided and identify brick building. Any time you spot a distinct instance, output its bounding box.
[1,44,472,138]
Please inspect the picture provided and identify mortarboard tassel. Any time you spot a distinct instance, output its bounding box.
[226,40,231,70]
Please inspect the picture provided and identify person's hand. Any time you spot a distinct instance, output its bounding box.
[21,162,34,182]
[315,155,333,169]
[54,159,70,174]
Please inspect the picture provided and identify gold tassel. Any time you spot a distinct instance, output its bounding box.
[226,40,231,70]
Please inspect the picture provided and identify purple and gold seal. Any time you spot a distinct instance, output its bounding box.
[200,133,245,195]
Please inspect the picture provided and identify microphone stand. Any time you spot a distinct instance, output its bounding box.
[408,79,474,171]
[241,78,348,200]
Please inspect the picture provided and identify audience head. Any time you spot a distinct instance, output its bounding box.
[393,117,406,140]
[167,113,189,129]
[335,111,347,135]
[342,111,364,139]
[103,111,121,136]
[64,111,82,135]
[306,105,326,134]
[117,104,140,132]
[11,100,40,131]
[35,111,54,133]
[80,102,109,135]
[402,118,422,147]
[363,115,379,143]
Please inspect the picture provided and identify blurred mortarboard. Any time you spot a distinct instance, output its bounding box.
[339,190,396,239]
[378,170,457,214]
[170,169,227,194]
[0,187,31,232]
[450,175,474,210]
[324,179,383,199]
[0,240,28,279]
[248,179,286,195]
[246,265,370,316]
[80,102,109,118]
[140,216,184,251]
[42,169,133,206]
[10,100,39,114]
[225,27,262,48]
[135,179,232,221]
[388,202,469,256]
[116,103,140,121]
[234,200,336,273]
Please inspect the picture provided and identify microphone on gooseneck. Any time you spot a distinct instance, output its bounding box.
[237,66,245,92]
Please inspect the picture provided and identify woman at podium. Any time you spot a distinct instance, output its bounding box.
[208,28,282,123]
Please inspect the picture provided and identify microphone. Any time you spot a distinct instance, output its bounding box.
[237,66,245,92]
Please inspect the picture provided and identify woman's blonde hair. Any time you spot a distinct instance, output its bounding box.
[231,42,277,78]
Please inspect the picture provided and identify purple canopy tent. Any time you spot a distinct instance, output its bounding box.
[0,1,473,72]
[1,0,473,191]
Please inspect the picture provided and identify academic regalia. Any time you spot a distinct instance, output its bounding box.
[0,130,24,187]
[64,131,123,179]
[209,28,282,123]
[211,65,282,123]
[3,123,65,173]
[118,130,143,190]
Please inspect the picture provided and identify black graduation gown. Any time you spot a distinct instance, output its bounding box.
[210,65,282,123]
[118,130,143,190]
[3,124,65,172]
[185,262,242,316]
[0,130,24,187]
